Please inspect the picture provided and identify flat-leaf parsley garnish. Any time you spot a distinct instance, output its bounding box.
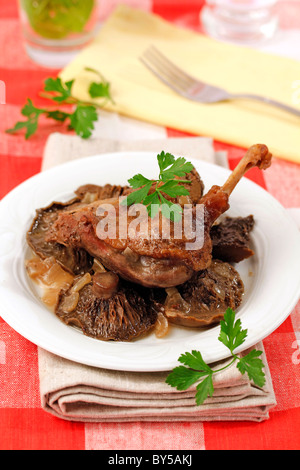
[165,308,266,405]
[122,151,194,222]
[6,69,113,140]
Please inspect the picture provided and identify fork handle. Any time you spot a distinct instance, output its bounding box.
[230,93,300,118]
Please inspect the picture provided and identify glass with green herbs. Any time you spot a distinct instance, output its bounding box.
[18,0,99,68]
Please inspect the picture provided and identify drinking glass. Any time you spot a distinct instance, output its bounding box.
[201,0,279,43]
[18,0,100,68]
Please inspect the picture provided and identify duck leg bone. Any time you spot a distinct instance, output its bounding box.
[222,144,272,196]
[200,144,272,224]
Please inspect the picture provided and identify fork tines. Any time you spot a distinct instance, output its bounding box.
[139,46,197,96]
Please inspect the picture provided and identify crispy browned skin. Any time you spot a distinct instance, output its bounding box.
[45,145,272,288]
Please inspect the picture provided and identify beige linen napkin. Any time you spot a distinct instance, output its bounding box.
[39,344,275,423]
[39,132,276,422]
[42,131,225,171]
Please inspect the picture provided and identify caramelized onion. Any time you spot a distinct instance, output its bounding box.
[165,287,191,315]
[71,273,92,293]
[81,191,99,204]
[92,258,107,273]
[26,256,74,288]
[60,292,80,313]
[154,311,169,338]
[42,289,61,307]
[26,256,74,307]
[43,262,72,288]
[26,256,50,279]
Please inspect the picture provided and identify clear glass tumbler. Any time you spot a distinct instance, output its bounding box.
[18,0,100,68]
[201,0,279,44]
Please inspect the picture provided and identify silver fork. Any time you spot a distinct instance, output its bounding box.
[140,46,300,117]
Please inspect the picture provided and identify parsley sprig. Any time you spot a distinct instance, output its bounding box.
[122,151,194,222]
[166,308,266,405]
[6,68,113,140]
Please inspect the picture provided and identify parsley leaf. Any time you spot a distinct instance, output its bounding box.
[69,104,98,139]
[124,182,153,207]
[143,191,160,218]
[6,98,45,139]
[178,350,213,374]
[46,110,70,122]
[6,72,113,140]
[122,151,194,221]
[85,67,114,103]
[44,77,74,102]
[160,156,194,182]
[166,350,214,405]
[218,307,248,354]
[178,350,214,405]
[195,375,214,405]
[21,98,44,118]
[159,180,190,198]
[159,192,183,223]
[6,119,35,140]
[128,174,151,189]
[157,151,176,172]
[237,350,266,387]
[89,81,112,100]
[165,366,206,391]
[165,308,266,406]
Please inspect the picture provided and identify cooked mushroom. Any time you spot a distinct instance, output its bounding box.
[27,199,94,275]
[75,183,129,202]
[164,260,244,327]
[92,272,119,299]
[55,274,158,341]
[211,215,255,263]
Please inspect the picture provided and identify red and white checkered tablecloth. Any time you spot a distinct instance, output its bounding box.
[0,0,300,451]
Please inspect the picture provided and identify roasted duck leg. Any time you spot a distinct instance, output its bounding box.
[45,144,272,288]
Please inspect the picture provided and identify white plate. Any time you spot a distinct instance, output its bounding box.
[0,152,299,372]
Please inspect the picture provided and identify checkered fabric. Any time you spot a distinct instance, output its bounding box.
[0,0,299,450]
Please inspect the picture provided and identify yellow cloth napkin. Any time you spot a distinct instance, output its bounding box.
[60,5,300,164]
